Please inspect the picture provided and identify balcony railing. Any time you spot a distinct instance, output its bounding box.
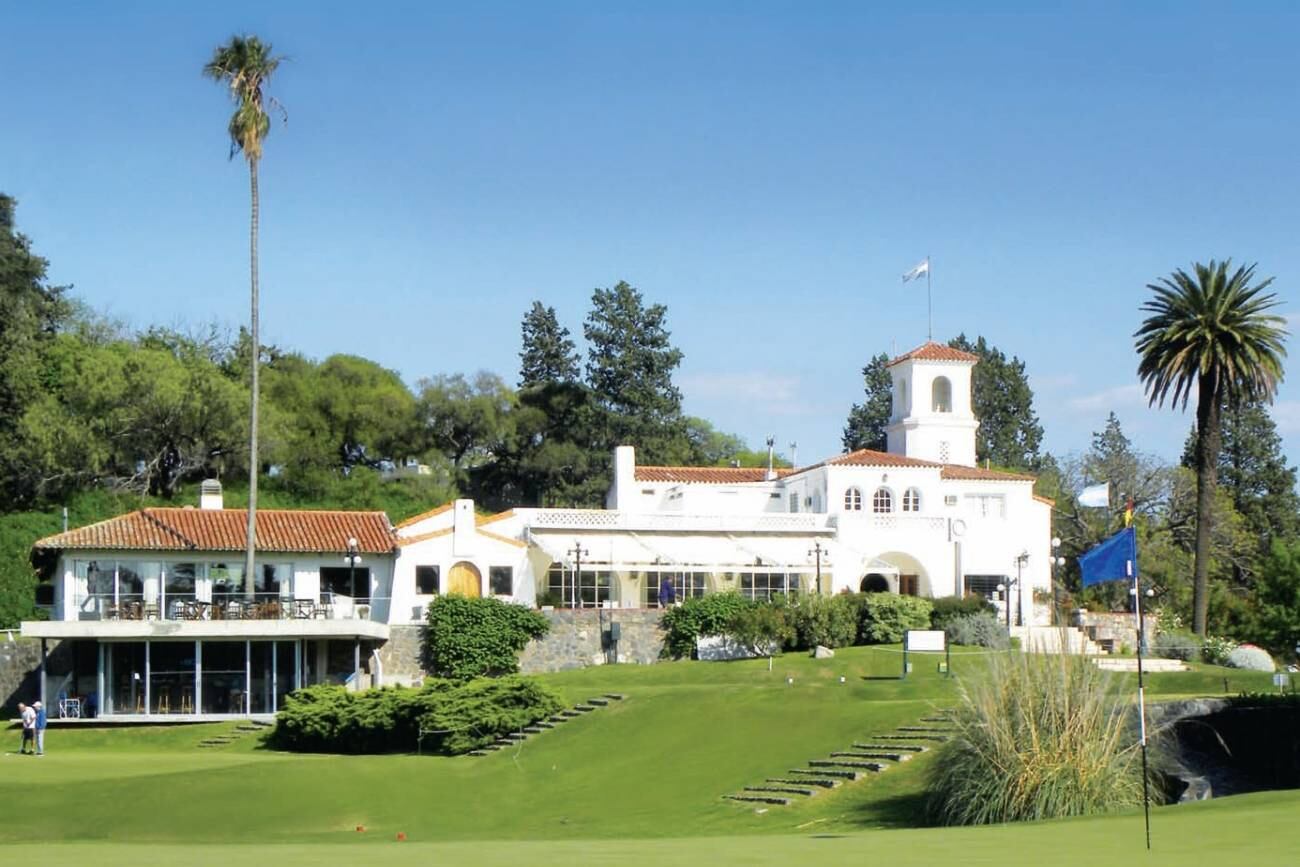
[522,509,836,533]
[72,593,382,623]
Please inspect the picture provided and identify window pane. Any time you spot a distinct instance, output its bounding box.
[416,565,439,595]
[490,566,513,596]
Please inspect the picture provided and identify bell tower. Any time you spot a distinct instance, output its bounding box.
[884,342,979,467]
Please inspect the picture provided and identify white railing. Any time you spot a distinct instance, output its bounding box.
[867,515,948,533]
[523,509,835,533]
[71,593,388,623]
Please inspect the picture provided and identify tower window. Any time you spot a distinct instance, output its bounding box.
[844,487,862,511]
[873,487,894,513]
[902,488,921,513]
[932,376,952,413]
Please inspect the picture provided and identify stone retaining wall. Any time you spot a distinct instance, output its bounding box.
[0,637,57,715]
[519,609,667,673]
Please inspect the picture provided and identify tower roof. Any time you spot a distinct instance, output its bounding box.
[887,341,979,367]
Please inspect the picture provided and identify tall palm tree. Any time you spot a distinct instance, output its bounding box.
[1135,260,1287,636]
[204,35,285,598]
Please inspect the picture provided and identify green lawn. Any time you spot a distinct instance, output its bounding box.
[0,647,1290,864]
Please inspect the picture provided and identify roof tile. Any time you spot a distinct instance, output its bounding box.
[887,341,980,367]
[940,465,1037,482]
[634,466,792,484]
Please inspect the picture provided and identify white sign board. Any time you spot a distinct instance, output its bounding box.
[906,630,946,652]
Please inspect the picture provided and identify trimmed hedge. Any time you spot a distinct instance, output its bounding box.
[859,593,933,644]
[930,595,995,631]
[788,594,859,649]
[660,592,754,658]
[271,676,563,755]
[424,594,550,680]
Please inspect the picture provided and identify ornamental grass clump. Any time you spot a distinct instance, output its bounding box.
[926,651,1145,825]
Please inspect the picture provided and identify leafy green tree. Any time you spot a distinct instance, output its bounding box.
[948,335,1044,470]
[415,372,517,488]
[842,352,893,452]
[1181,402,1299,548]
[312,355,418,470]
[518,301,579,387]
[205,34,286,598]
[1242,538,1300,659]
[0,195,69,505]
[583,281,688,463]
[1135,260,1287,636]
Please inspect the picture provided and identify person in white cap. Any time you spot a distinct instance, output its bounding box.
[17,703,35,754]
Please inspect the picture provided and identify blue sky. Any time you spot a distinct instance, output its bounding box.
[5,1,1298,468]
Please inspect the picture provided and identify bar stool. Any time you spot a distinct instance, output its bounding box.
[180,687,193,714]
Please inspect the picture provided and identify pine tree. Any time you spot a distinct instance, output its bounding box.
[583,281,686,462]
[518,301,579,387]
[948,334,1044,470]
[842,353,892,452]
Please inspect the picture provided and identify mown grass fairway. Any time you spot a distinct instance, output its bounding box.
[0,647,1289,864]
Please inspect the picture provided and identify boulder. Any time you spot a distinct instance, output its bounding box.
[813,645,835,659]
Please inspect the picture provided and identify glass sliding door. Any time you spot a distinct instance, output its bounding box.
[276,641,297,710]
[199,641,247,714]
[149,642,197,715]
[104,642,146,715]
[163,563,199,619]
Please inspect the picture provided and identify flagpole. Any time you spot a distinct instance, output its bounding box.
[1132,555,1151,851]
[926,255,932,341]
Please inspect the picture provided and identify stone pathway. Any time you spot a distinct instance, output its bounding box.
[466,694,625,756]
[724,710,953,806]
[197,719,274,749]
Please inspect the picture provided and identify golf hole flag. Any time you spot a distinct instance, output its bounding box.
[1078,527,1137,587]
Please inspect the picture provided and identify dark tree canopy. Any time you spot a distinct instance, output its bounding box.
[948,334,1044,470]
[842,352,893,452]
[518,301,579,387]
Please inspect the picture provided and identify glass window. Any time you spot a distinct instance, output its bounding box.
[149,641,196,715]
[199,641,248,715]
[489,566,513,596]
[873,487,894,513]
[965,494,1006,518]
[209,563,245,601]
[902,488,921,512]
[964,575,1005,601]
[788,492,799,513]
[741,572,796,602]
[255,563,288,598]
[645,571,707,607]
[415,565,439,595]
[844,487,862,511]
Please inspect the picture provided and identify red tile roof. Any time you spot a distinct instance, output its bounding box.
[887,341,980,367]
[940,465,1037,482]
[1033,494,1056,506]
[634,466,792,484]
[35,508,396,554]
[822,450,941,469]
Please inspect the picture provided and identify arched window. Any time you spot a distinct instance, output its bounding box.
[902,487,921,512]
[844,487,862,511]
[872,487,893,513]
[931,376,952,412]
[897,379,908,417]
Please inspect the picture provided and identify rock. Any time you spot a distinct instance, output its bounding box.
[813,645,835,659]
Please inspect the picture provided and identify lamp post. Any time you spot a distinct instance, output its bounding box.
[997,551,1029,628]
[566,539,589,609]
[808,541,829,596]
[344,537,363,601]
[1050,537,1063,624]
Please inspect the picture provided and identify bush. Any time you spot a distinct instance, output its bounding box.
[945,612,1009,649]
[1153,630,1200,662]
[931,595,995,631]
[424,594,550,680]
[271,676,562,755]
[1202,635,1237,667]
[1226,644,1275,672]
[859,593,933,644]
[789,594,859,649]
[926,651,1145,825]
[727,604,795,657]
[660,592,754,658]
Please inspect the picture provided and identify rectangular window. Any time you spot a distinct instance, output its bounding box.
[740,572,795,602]
[644,571,707,607]
[964,494,1006,518]
[415,565,439,595]
[489,566,513,596]
[789,493,799,513]
[944,495,958,506]
[547,567,611,608]
[964,575,1005,601]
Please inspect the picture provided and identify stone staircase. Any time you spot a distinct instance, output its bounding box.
[1011,626,1103,655]
[466,694,624,756]
[1093,657,1189,673]
[196,719,274,749]
[724,711,953,806]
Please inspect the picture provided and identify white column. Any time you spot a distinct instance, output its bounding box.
[244,639,251,715]
[271,641,278,713]
[194,641,202,715]
[144,641,151,715]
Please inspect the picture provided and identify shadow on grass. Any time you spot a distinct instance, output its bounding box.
[840,790,933,830]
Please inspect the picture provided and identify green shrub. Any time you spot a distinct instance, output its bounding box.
[1202,635,1237,666]
[271,675,561,755]
[424,594,550,680]
[660,592,754,658]
[926,651,1145,825]
[859,593,933,644]
[930,595,995,631]
[1153,630,1200,662]
[727,604,795,657]
[789,594,859,649]
[945,612,1009,649]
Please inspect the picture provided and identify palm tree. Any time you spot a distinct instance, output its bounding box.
[204,35,285,598]
[1135,260,1287,636]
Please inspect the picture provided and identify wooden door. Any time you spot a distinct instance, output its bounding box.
[899,574,919,596]
[447,561,481,597]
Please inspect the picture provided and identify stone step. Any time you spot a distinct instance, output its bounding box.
[873,734,949,742]
[560,710,583,718]
[587,697,609,706]
[533,721,556,729]
[808,759,887,771]
[745,785,816,797]
[853,742,928,752]
[896,726,953,733]
[604,693,626,701]
[522,727,544,734]
[548,715,570,723]
[725,794,791,806]
[572,704,596,712]
[789,768,864,781]
[919,716,953,723]
[501,734,526,742]
[830,751,910,761]
[467,750,490,757]
[768,777,840,789]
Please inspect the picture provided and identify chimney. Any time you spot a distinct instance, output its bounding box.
[452,499,477,556]
[608,446,637,510]
[199,479,224,510]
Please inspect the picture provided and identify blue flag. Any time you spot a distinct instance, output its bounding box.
[1079,527,1137,587]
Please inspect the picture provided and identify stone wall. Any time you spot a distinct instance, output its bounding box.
[1072,609,1157,653]
[374,625,426,687]
[1,637,54,715]
[519,609,666,674]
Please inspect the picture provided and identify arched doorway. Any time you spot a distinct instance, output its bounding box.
[860,574,890,593]
[447,561,481,597]
[871,551,930,597]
